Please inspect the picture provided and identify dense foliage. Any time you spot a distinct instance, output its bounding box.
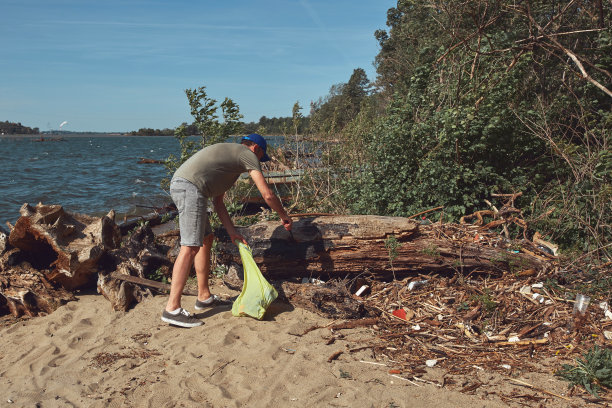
[243,115,309,135]
[0,121,39,134]
[320,0,611,255]
[129,127,174,136]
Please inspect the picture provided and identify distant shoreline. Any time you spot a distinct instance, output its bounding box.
[0,133,176,138]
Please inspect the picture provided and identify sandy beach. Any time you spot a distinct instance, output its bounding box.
[0,275,594,408]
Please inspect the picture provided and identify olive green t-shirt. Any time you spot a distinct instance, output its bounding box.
[173,143,262,197]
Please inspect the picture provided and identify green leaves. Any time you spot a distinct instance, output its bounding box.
[327,0,611,255]
[556,346,612,397]
[184,86,244,148]
[161,85,245,191]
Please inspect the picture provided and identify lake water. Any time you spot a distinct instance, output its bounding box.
[0,135,181,226]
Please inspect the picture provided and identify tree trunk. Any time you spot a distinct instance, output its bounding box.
[215,215,551,281]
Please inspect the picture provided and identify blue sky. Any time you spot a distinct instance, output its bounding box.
[1,0,396,132]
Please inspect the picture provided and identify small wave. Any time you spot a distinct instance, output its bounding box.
[134,178,146,184]
[132,192,139,197]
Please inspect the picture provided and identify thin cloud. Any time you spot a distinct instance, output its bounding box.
[299,0,353,68]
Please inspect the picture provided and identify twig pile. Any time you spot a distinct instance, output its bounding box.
[358,272,610,377]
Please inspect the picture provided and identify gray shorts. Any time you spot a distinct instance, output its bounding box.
[170,177,212,247]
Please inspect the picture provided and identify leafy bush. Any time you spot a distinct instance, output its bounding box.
[556,346,612,397]
[321,0,611,257]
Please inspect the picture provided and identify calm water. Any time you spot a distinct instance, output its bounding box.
[0,135,180,226]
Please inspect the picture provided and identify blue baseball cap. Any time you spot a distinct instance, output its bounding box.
[241,133,270,162]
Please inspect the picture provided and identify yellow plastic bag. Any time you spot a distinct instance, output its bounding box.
[232,242,278,320]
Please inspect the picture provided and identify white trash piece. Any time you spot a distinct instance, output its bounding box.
[301,277,325,285]
[408,280,428,291]
[425,359,438,367]
[355,285,368,297]
[573,293,591,315]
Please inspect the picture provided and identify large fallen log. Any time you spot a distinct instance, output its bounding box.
[0,202,177,316]
[8,203,121,289]
[215,215,551,281]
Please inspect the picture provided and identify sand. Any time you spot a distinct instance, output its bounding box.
[0,279,592,408]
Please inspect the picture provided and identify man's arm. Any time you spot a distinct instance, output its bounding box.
[212,193,247,245]
[249,169,293,231]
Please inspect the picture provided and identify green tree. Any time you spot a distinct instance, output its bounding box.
[337,0,611,253]
[310,68,372,135]
[162,86,244,190]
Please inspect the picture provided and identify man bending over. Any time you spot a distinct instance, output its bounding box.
[162,134,292,327]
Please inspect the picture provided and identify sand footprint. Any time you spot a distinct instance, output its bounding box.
[220,325,248,347]
[45,321,58,336]
[2,323,21,335]
[60,311,73,325]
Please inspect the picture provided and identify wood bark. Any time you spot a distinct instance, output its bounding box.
[0,249,76,318]
[215,215,551,281]
[7,203,121,289]
[0,227,8,255]
[276,281,368,319]
[97,224,175,311]
[0,203,175,315]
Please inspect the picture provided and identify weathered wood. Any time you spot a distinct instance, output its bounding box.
[0,249,76,317]
[215,215,550,281]
[0,203,179,315]
[277,280,368,319]
[97,225,174,311]
[118,209,178,235]
[329,317,379,330]
[109,272,197,296]
[0,227,9,255]
[8,203,121,289]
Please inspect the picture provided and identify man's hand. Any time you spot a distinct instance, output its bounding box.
[230,233,248,246]
[282,216,293,231]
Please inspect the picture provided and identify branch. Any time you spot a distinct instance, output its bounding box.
[518,3,612,98]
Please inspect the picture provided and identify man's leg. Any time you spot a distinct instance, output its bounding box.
[194,233,214,301]
[165,245,199,312]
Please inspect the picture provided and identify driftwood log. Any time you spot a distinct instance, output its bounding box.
[0,202,179,315]
[0,248,76,317]
[0,203,122,317]
[215,215,551,281]
[1,208,554,320]
[278,281,367,319]
[8,203,121,289]
[97,225,176,311]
